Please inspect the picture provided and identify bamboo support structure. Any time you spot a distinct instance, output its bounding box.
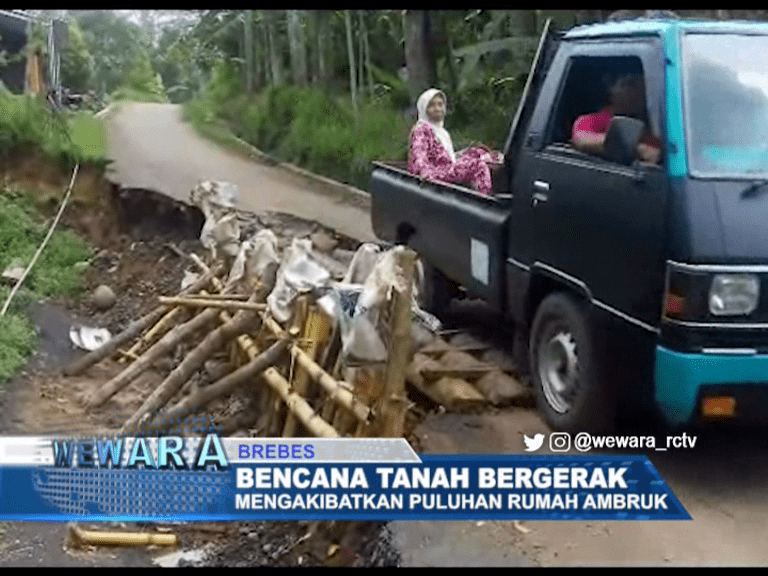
[262,315,370,423]
[136,339,290,436]
[283,305,332,437]
[188,254,359,437]
[121,306,260,433]
[86,307,221,408]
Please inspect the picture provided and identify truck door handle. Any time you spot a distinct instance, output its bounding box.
[533,180,550,191]
[532,192,548,206]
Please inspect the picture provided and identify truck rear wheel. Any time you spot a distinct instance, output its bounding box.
[420,261,459,316]
[529,292,615,434]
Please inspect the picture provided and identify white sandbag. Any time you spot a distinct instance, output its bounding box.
[333,246,442,365]
[342,243,382,285]
[267,238,332,323]
[190,181,240,260]
[227,229,280,289]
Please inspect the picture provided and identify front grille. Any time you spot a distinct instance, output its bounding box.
[660,324,768,353]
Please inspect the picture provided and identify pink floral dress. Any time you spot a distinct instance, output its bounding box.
[407,123,493,195]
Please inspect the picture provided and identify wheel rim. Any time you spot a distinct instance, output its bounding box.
[539,330,579,414]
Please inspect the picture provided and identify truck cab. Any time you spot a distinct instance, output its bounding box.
[371,18,768,433]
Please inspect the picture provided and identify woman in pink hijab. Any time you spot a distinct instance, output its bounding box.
[407,88,497,195]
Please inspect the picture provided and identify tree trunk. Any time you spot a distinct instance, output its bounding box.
[254,19,262,90]
[358,11,365,99]
[316,10,328,87]
[362,11,374,98]
[287,10,307,86]
[244,10,254,92]
[261,19,272,85]
[345,10,358,116]
[267,11,282,86]
[403,10,436,106]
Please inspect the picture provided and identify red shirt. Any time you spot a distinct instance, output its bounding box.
[572,108,662,149]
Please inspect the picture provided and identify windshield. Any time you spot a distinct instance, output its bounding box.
[682,33,768,178]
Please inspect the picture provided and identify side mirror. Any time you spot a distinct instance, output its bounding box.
[602,115,645,165]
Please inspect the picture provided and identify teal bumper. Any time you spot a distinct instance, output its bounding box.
[655,346,768,425]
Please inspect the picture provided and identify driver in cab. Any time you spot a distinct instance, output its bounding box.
[571,73,662,164]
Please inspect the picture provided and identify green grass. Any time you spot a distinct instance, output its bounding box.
[0,91,110,169]
[68,112,107,160]
[0,188,92,383]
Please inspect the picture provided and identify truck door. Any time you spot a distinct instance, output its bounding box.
[512,40,669,330]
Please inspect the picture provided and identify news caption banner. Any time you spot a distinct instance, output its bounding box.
[0,435,690,522]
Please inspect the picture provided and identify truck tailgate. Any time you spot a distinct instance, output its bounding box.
[371,163,510,309]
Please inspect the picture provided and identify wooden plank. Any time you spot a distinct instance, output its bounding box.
[406,365,487,410]
[421,365,496,380]
[473,370,532,406]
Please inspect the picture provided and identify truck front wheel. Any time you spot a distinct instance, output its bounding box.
[529,292,615,435]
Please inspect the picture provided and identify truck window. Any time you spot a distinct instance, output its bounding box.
[545,55,660,162]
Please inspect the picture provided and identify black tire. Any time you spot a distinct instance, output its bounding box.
[420,261,458,316]
[529,292,615,434]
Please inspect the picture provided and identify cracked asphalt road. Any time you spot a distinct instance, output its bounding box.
[103,102,376,243]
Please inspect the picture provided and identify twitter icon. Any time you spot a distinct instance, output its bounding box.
[523,433,545,452]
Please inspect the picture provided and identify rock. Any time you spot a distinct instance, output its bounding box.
[73,261,89,272]
[311,230,338,254]
[2,258,25,284]
[92,285,116,310]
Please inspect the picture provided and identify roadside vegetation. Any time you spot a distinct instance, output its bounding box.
[184,77,412,190]
[0,187,92,383]
[0,91,109,168]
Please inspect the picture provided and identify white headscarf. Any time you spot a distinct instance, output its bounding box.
[416,88,456,162]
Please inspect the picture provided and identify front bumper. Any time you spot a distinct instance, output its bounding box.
[655,346,768,425]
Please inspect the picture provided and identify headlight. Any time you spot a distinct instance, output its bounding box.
[708,274,759,316]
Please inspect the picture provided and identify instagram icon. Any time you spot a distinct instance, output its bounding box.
[549,432,571,452]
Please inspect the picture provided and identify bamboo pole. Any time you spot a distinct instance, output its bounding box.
[187,255,340,437]
[86,307,221,408]
[178,293,250,301]
[380,248,416,437]
[120,306,185,364]
[157,297,267,312]
[283,305,332,437]
[63,264,221,376]
[69,524,177,547]
[121,306,260,433]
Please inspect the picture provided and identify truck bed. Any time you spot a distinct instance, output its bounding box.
[370,161,511,310]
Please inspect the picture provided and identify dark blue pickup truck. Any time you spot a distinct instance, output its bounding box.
[371,18,768,433]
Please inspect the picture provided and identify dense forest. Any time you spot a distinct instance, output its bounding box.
[17,9,768,188]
